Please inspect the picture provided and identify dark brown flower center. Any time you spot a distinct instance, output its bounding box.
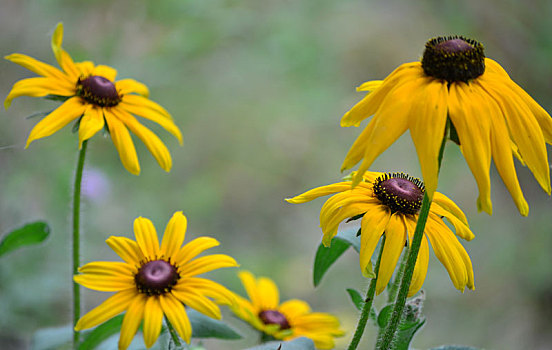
[135,260,180,296]
[373,173,425,215]
[421,36,485,83]
[259,310,291,330]
[76,75,121,107]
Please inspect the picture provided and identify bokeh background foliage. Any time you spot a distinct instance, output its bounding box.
[1,0,551,349]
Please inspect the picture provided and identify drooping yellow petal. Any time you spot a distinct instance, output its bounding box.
[50,22,80,80]
[104,110,140,175]
[408,234,429,297]
[116,79,150,97]
[5,76,75,108]
[93,64,117,81]
[133,216,160,259]
[430,202,474,241]
[119,293,147,350]
[178,254,239,277]
[110,107,172,172]
[4,53,70,81]
[142,296,164,348]
[257,277,280,310]
[449,83,493,213]
[319,191,375,226]
[359,205,391,277]
[159,211,187,258]
[285,182,356,204]
[431,192,469,226]
[106,236,145,266]
[341,120,376,172]
[173,237,220,267]
[160,294,192,343]
[375,214,407,295]
[78,105,105,148]
[75,288,137,331]
[341,62,422,127]
[321,202,373,247]
[408,79,448,198]
[25,97,86,148]
[119,95,183,144]
[174,277,236,305]
[172,289,221,319]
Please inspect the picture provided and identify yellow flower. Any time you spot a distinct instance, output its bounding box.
[74,212,238,350]
[4,23,182,175]
[229,271,345,349]
[341,36,552,216]
[287,171,475,297]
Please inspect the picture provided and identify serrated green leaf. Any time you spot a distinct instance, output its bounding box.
[0,221,50,258]
[430,346,483,350]
[79,315,124,350]
[313,238,349,287]
[245,337,315,350]
[188,309,241,339]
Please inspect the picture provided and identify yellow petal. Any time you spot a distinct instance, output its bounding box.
[104,111,140,175]
[143,296,164,348]
[160,294,192,343]
[25,97,86,147]
[359,205,391,277]
[5,76,74,108]
[78,105,105,148]
[178,254,239,277]
[430,202,475,241]
[171,289,221,319]
[110,107,172,172]
[78,261,136,275]
[160,211,187,258]
[237,271,262,310]
[356,80,384,92]
[408,234,429,297]
[321,202,373,247]
[341,120,376,172]
[375,214,407,295]
[74,272,135,292]
[93,64,117,81]
[116,79,150,97]
[75,288,137,331]
[285,182,355,204]
[4,53,69,81]
[448,83,492,214]
[279,299,311,320]
[173,237,220,267]
[106,236,145,266]
[257,277,280,310]
[133,216,160,259]
[75,61,95,77]
[119,95,183,144]
[119,293,147,350]
[408,79,448,198]
[50,23,80,80]
[173,277,235,305]
[431,192,469,226]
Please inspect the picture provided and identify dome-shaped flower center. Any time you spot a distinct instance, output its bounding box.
[135,260,179,296]
[258,310,291,330]
[76,75,121,107]
[421,36,485,83]
[373,173,425,215]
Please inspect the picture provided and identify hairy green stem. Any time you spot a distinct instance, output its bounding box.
[73,140,88,348]
[166,317,183,347]
[376,123,449,350]
[387,245,409,304]
[346,235,386,350]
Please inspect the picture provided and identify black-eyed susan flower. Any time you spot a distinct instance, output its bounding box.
[4,23,182,175]
[341,36,552,216]
[287,171,475,297]
[74,212,238,349]
[229,271,345,349]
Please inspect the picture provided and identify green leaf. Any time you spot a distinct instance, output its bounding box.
[0,221,50,258]
[430,346,483,350]
[346,288,364,310]
[31,325,72,350]
[79,315,124,349]
[245,337,315,350]
[377,293,426,350]
[188,309,241,339]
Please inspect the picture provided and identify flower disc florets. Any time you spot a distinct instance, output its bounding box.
[373,173,425,215]
[259,310,291,330]
[135,259,180,296]
[76,75,121,107]
[421,36,485,82]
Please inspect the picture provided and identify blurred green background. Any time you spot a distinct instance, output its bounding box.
[1,0,552,349]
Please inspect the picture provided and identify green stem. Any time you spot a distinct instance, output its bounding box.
[346,235,386,350]
[166,317,183,347]
[376,123,449,350]
[387,245,409,304]
[73,140,88,348]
